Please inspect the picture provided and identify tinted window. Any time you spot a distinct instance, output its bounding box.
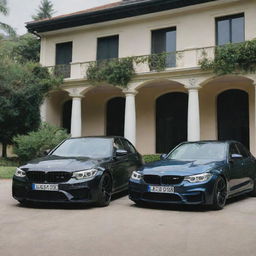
[97,35,119,61]
[216,14,244,45]
[167,143,226,161]
[121,139,136,154]
[52,138,113,158]
[236,143,250,158]
[152,27,176,67]
[114,138,124,150]
[229,144,240,156]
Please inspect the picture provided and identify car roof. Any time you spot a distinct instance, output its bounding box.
[181,140,240,145]
[66,136,125,140]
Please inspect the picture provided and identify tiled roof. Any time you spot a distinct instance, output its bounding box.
[27,0,216,33]
[27,2,123,24]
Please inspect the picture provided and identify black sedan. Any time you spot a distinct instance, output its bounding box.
[129,141,256,210]
[13,136,143,207]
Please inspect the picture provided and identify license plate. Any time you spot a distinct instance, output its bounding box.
[32,184,59,191]
[148,186,174,193]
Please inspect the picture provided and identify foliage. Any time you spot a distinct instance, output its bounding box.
[0,166,16,179]
[32,0,55,21]
[12,34,40,63]
[148,52,170,72]
[0,157,19,166]
[0,0,16,36]
[13,123,70,162]
[87,58,135,87]
[143,154,161,163]
[0,59,63,157]
[86,53,170,87]
[199,40,256,75]
[0,33,40,63]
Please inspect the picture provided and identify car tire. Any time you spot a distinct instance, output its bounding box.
[96,173,112,207]
[211,176,227,210]
[249,179,256,197]
[134,200,146,207]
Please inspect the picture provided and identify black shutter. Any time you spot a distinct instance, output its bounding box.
[97,35,119,61]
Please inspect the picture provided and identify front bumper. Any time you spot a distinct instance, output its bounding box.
[12,175,102,204]
[129,176,217,205]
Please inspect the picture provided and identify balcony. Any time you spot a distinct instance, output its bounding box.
[47,46,215,80]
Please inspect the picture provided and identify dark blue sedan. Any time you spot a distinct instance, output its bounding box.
[129,141,256,210]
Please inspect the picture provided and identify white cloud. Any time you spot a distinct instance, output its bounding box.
[1,0,119,35]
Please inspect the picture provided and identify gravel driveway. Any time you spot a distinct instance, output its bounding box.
[0,179,256,256]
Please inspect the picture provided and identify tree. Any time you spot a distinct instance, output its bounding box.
[32,0,55,21]
[0,59,62,157]
[0,33,40,63]
[0,0,16,36]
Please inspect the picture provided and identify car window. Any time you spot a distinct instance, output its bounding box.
[114,138,125,150]
[229,144,240,156]
[121,139,136,154]
[236,143,250,158]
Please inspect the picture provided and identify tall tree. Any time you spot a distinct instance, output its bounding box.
[32,0,55,21]
[0,59,62,157]
[0,0,16,36]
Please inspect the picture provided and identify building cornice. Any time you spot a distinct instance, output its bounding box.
[26,0,218,33]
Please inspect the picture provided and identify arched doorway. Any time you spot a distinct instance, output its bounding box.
[62,100,72,134]
[106,97,125,136]
[217,89,249,148]
[156,92,188,153]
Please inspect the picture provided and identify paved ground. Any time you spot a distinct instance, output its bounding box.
[1,180,256,256]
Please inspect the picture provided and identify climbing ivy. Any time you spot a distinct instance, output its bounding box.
[199,39,256,75]
[86,52,171,87]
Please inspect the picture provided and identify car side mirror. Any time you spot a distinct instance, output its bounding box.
[43,149,51,156]
[116,149,128,157]
[231,154,243,159]
[160,154,167,160]
[230,154,243,162]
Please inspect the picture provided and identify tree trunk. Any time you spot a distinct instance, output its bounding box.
[2,143,7,158]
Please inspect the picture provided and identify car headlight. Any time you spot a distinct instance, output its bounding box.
[184,173,212,183]
[72,169,98,180]
[131,171,142,181]
[15,168,26,178]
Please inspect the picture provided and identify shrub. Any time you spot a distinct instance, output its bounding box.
[143,154,161,163]
[13,123,70,162]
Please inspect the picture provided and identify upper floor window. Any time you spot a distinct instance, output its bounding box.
[97,35,119,61]
[55,42,73,78]
[151,27,176,68]
[216,13,245,46]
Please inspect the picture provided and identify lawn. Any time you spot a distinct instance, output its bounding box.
[0,166,16,179]
[0,158,18,179]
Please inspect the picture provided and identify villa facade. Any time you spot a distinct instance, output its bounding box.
[26,0,256,155]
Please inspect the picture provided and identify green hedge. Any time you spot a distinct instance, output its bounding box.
[0,166,16,179]
[143,154,161,163]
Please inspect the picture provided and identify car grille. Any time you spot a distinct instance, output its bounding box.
[143,175,183,185]
[142,192,181,202]
[27,191,67,201]
[27,171,72,183]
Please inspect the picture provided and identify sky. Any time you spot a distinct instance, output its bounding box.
[1,0,120,35]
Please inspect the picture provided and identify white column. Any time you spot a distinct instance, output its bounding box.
[40,97,48,122]
[124,90,137,146]
[186,84,201,141]
[71,96,82,137]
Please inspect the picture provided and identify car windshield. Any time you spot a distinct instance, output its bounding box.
[167,143,226,161]
[51,138,113,158]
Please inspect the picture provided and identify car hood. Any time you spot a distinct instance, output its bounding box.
[140,159,226,176]
[21,155,108,172]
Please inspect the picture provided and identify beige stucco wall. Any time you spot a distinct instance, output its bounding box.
[40,0,256,69]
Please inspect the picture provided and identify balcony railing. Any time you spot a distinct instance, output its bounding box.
[47,46,215,80]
